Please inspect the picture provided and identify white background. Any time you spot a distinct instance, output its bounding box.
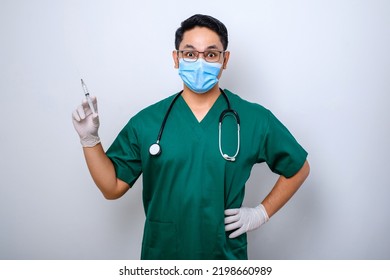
[0,0,389,259]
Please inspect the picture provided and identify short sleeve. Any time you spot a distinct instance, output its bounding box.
[106,118,142,186]
[258,110,308,178]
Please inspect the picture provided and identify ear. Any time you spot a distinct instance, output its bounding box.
[222,51,230,69]
[172,50,179,68]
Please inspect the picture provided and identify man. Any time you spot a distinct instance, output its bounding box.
[72,14,310,260]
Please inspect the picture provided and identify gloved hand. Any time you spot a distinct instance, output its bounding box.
[224,204,269,238]
[72,96,100,147]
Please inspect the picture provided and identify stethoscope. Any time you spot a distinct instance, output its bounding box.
[149,88,240,161]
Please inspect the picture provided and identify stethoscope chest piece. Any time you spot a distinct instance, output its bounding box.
[149,142,161,156]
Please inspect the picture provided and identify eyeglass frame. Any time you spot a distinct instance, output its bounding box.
[176,49,226,63]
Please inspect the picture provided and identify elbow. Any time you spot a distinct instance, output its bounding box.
[302,160,310,181]
[97,184,122,200]
[101,190,123,200]
[99,180,129,200]
[103,193,119,200]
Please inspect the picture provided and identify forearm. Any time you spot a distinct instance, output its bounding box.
[224,161,309,238]
[83,143,130,199]
[261,160,310,218]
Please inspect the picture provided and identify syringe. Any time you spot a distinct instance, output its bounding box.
[80,79,96,114]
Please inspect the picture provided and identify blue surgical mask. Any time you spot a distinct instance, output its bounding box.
[178,58,222,94]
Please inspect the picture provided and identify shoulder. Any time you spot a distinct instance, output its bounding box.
[223,89,271,119]
[129,93,178,125]
[117,93,179,135]
[136,93,177,118]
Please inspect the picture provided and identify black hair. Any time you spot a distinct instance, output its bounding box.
[175,14,228,50]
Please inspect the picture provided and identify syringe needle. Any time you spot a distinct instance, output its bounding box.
[80,79,96,114]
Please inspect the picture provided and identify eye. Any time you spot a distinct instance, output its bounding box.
[206,51,217,58]
[183,51,196,58]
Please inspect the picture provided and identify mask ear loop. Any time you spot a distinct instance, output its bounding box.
[218,109,240,162]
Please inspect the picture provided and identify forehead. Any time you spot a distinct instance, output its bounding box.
[179,27,223,49]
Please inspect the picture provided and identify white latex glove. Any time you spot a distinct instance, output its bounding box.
[224,204,269,238]
[72,96,100,147]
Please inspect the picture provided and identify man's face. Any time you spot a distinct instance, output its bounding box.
[173,26,230,78]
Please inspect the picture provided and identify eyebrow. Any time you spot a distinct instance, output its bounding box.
[182,44,220,50]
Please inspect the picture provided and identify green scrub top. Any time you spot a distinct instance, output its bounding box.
[106,89,308,260]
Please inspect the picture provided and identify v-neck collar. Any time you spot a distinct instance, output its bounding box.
[177,93,226,129]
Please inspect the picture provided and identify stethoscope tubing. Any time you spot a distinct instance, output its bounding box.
[218,109,240,161]
[149,88,240,161]
[156,91,183,144]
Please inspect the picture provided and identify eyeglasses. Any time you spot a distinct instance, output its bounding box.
[177,50,225,63]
